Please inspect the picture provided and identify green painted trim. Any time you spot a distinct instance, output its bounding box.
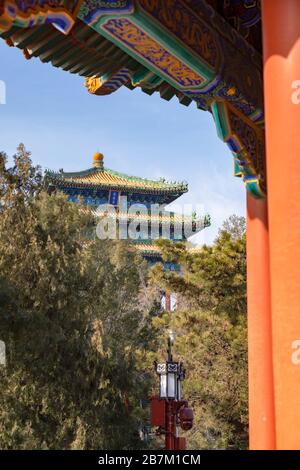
[245,180,265,199]
[131,67,163,88]
[211,101,224,140]
[105,167,187,189]
[211,100,265,200]
[234,157,242,177]
[211,101,230,141]
[131,67,152,86]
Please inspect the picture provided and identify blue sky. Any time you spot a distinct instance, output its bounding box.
[0,40,245,244]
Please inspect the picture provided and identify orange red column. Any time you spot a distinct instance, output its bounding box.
[246,193,275,449]
[262,0,300,449]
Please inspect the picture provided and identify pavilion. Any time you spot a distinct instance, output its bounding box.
[45,151,210,269]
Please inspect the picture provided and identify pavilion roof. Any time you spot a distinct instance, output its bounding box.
[133,241,161,257]
[133,240,206,259]
[45,160,188,196]
[90,206,210,229]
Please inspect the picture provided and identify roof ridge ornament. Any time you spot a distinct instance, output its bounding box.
[93,151,104,170]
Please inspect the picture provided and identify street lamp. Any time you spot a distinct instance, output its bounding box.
[156,333,183,400]
[156,361,179,400]
[152,337,194,450]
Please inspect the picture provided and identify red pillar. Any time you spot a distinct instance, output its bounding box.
[262,0,300,449]
[246,193,275,449]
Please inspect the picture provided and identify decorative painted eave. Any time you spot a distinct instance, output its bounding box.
[0,19,191,109]
[0,1,266,198]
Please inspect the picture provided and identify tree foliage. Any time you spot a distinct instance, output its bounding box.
[219,214,246,240]
[0,145,154,450]
[151,224,246,321]
[150,218,248,449]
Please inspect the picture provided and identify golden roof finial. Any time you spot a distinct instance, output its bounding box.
[93,152,104,169]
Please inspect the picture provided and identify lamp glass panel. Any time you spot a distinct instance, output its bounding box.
[167,373,176,399]
[160,374,167,398]
[177,379,181,400]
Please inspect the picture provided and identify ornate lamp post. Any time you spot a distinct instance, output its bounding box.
[151,334,193,450]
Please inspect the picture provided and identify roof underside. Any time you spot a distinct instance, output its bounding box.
[193,0,262,53]
[0,1,262,110]
[0,0,263,110]
[1,19,193,108]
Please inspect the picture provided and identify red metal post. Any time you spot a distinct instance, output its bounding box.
[165,401,176,450]
[165,291,171,312]
[150,396,165,427]
[152,342,193,450]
